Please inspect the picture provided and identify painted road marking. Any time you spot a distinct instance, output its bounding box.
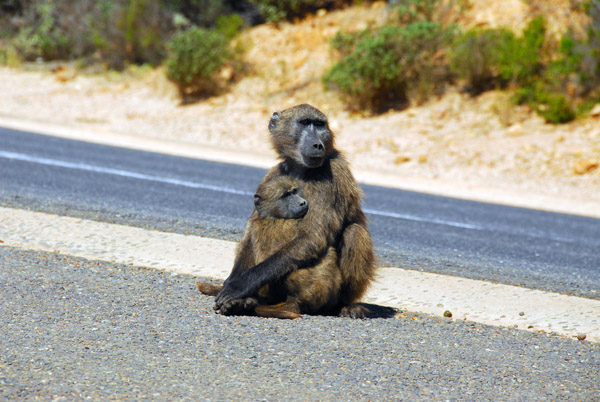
[0,150,252,196]
[1,151,480,230]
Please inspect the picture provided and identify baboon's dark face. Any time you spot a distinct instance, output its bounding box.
[295,117,331,168]
[269,104,334,168]
[254,183,308,219]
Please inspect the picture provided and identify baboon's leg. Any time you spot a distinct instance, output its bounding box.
[338,223,376,307]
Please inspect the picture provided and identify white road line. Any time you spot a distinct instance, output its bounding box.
[1,206,598,342]
[0,150,253,196]
[0,150,477,230]
[363,208,481,230]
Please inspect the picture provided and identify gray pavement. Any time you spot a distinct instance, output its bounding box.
[2,127,600,300]
[1,246,598,401]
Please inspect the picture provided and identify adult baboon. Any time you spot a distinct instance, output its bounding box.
[215,104,376,318]
[197,175,341,318]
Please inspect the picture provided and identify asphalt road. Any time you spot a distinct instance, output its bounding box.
[1,246,598,401]
[1,127,599,299]
[2,127,600,400]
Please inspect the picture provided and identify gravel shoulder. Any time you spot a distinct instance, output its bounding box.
[1,246,599,401]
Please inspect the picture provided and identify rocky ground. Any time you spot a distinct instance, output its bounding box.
[1,1,599,216]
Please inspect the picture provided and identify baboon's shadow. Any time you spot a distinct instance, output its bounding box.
[357,303,399,319]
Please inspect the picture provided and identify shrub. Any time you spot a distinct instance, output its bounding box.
[165,26,233,98]
[250,0,351,22]
[393,0,469,27]
[450,27,515,93]
[323,21,455,112]
[497,16,546,86]
[215,13,245,40]
[12,0,73,61]
[87,0,173,69]
[557,1,600,96]
[7,0,172,69]
[450,17,546,92]
[161,0,234,28]
[513,84,576,124]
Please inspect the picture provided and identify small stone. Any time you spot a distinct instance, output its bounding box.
[519,312,525,316]
[573,158,599,175]
[590,103,600,117]
[507,124,524,137]
[576,333,587,341]
[443,310,452,318]
[394,156,411,165]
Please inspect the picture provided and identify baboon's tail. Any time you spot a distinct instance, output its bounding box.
[196,282,223,296]
[255,302,301,320]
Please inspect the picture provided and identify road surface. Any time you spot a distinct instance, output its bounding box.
[1,127,599,299]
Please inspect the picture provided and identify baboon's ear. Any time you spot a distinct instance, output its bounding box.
[253,194,262,207]
[268,112,280,133]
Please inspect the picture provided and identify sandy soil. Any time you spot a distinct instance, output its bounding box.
[1,2,599,217]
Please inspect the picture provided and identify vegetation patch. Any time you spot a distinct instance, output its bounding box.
[323,21,455,113]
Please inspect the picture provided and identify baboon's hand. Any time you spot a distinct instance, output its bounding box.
[214,278,253,313]
[214,296,258,316]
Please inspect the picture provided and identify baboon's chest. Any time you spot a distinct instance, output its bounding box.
[252,219,300,264]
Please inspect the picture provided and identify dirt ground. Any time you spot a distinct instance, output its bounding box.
[1,2,599,217]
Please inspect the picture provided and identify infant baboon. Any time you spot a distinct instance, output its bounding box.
[197,175,342,318]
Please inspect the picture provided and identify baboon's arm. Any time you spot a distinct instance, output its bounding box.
[225,234,255,280]
[215,232,328,312]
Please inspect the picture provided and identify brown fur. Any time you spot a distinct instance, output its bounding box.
[214,104,376,318]
[199,175,340,318]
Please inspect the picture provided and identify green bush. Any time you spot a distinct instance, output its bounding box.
[450,27,515,93]
[323,21,454,112]
[165,26,233,98]
[557,1,600,96]
[250,0,350,22]
[450,17,546,92]
[215,13,245,40]
[513,84,576,124]
[449,16,578,123]
[162,0,234,28]
[7,0,172,69]
[87,0,173,69]
[12,0,73,61]
[497,16,546,85]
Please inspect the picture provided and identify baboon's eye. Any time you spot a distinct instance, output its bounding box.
[313,120,326,128]
[299,119,311,126]
[283,188,298,198]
